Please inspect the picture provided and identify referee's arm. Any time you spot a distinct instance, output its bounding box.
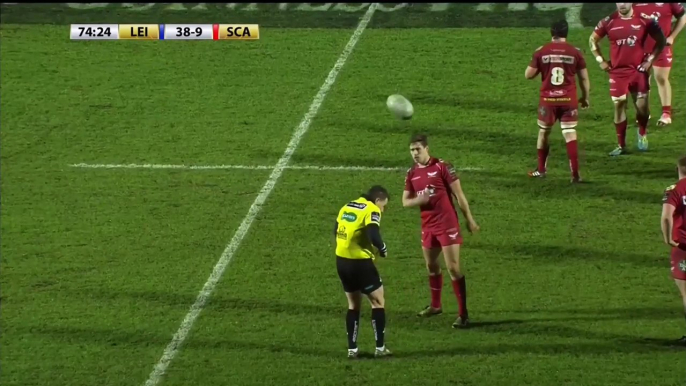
[365,224,387,256]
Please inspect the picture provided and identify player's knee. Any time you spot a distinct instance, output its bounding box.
[426,261,440,274]
[447,266,462,280]
[655,72,669,85]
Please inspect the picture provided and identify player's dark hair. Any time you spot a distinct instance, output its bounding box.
[410,134,428,147]
[551,19,569,39]
[363,185,390,203]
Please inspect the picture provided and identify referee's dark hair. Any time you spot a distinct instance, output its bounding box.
[363,185,390,202]
[551,19,569,39]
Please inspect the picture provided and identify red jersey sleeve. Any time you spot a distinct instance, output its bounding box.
[664,184,680,207]
[404,169,415,193]
[672,3,685,17]
[528,48,540,69]
[594,17,609,38]
[440,160,459,185]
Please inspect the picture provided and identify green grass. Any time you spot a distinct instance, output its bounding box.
[2,8,686,386]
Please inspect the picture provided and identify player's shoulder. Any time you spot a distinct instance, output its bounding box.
[664,180,686,195]
[436,158,453,166]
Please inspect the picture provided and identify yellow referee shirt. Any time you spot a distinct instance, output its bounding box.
[335,197,382,260]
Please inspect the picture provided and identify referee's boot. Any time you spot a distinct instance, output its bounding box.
[347,349,359,359]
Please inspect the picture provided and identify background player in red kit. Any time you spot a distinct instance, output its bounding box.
[525,19,590,183]
[633,3,686,127]
[661,155,686,345]
[402,134,480,329]
[589,3,666,156]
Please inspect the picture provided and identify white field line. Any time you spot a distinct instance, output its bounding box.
[70,162,484,172]
[143,4,379,386]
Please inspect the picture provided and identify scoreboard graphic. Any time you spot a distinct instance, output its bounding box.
[70,24,260,40]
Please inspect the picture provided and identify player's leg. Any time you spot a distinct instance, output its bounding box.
[417,232,444,317]
[440,236,470,329]
[337,256,362,358]
[609,76,629,156]
[631,86,650,152]
[654,65,672,126]
[674,279,686,344]
[530,105,553,177]
[560,107,580,182]
[364,269,391,357]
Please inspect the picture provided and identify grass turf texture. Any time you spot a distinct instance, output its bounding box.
[2,4,685,386]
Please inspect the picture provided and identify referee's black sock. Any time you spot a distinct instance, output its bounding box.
[371,308,386,349]
[346,309,360,350]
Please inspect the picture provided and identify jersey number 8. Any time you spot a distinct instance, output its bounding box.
[550,67,565,86]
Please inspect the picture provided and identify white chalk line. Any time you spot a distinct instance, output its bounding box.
[70,162,484,172]
[143,4,379,386]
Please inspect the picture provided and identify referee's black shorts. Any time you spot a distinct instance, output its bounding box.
[336,256,383,294]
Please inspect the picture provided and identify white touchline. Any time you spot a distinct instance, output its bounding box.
[143,4,379,386]
[69,163,484,172]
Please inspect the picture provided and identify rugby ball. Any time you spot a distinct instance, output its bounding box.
[386,94,414,120]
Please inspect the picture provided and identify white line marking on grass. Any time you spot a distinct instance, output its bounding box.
[70,162,483,172]
[143,4,379,386]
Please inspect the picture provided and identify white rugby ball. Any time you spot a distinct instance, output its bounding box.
[386,94,414,120]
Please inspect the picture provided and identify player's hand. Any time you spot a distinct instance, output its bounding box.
[667,240,679,248]
[379,243,388,258]
[578,97,590,110]
[638,58,653,73]
[599,61,611,72]
[467,220,480,234]
[666,36,674,46]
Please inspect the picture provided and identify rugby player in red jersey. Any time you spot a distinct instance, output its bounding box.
[634,2,686,126]
[589,3,666,156]
[402,134,480,329]
[525,19,590,183]
[661,155,686,345]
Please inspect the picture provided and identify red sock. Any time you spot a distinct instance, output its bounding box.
[451,277,468,318]
[615,120,627,148]
[537,147,549,172]
[565,140,579,178]
[429,274,443,309]
[663,106,672,116]
[637,114,648,136]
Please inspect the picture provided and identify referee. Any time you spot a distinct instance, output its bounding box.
[334,185,392,359]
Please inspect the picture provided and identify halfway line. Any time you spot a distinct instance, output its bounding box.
[143,4,379,386]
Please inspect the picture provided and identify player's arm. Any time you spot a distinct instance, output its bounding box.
[661,204,678,247]
[589,31,607,64]
[402,190,429,207]
[364,211,387,257]
[668,4,686,44]
[645,19,667,62]
[334,221,338,236]
[525,48,540,80]
[577,68,590,103]
[661,186,679,247]
[449,180,477,228]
